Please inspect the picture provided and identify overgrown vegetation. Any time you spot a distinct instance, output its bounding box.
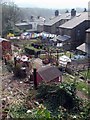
[77,81,89,95]
[9,82,90,119]
[80,70,90,79]
[63,73,89,97]
[36,83,80,114]
[2,1,23,37]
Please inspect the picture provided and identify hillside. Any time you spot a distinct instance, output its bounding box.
[20,7,84,21]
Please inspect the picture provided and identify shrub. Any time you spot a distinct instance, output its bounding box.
[9,103,51,119]
[13,63,22,78]
[36,82,80,114]
[9,82,90,119]
[7,60,14,72]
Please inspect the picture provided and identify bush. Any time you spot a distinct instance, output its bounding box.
[9,82,90,119]
[9,103,51,119]
[13,63,22,78]
[7,60,14,72]
[36,82,80,114]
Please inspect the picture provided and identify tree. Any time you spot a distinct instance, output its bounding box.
[55,10,59,16]
[2,2,22,37]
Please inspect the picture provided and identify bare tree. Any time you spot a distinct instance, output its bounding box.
[2,2,22,37]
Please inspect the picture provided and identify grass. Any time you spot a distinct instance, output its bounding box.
[11,39,40,48]
[40,55,47,59]
[80,70,90,79]
[77,81,89,96]
[65,51,74,58]
[63,74,74,83]
[63,73,89,97]
[39,51,74,59]
[25,45,42,52]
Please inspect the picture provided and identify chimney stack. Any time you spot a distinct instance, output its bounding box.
[71,9,76,17]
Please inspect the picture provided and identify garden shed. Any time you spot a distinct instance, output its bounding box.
[0,37,11,55]
[33,66,62,86]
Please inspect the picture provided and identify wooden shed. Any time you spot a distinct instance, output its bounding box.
[33,66,62,87]
[0,38,11,55]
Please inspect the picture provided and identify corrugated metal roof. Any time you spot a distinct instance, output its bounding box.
[37,66,62,81]
[59,12,88,29]
[44,13,71,26]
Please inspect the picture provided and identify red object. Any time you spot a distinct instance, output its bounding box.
[34,66,62,85]
[0,39,11,54]
[36,73,62,85]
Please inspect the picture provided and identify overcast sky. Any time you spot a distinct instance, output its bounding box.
[13,0,90,9]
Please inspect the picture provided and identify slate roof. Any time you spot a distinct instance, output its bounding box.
[56,35,71,42]
[16,20,44,26]
[44,13,71,26]
[59,12,89,29]
[37,66,62,81]
[15,22,29,26]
